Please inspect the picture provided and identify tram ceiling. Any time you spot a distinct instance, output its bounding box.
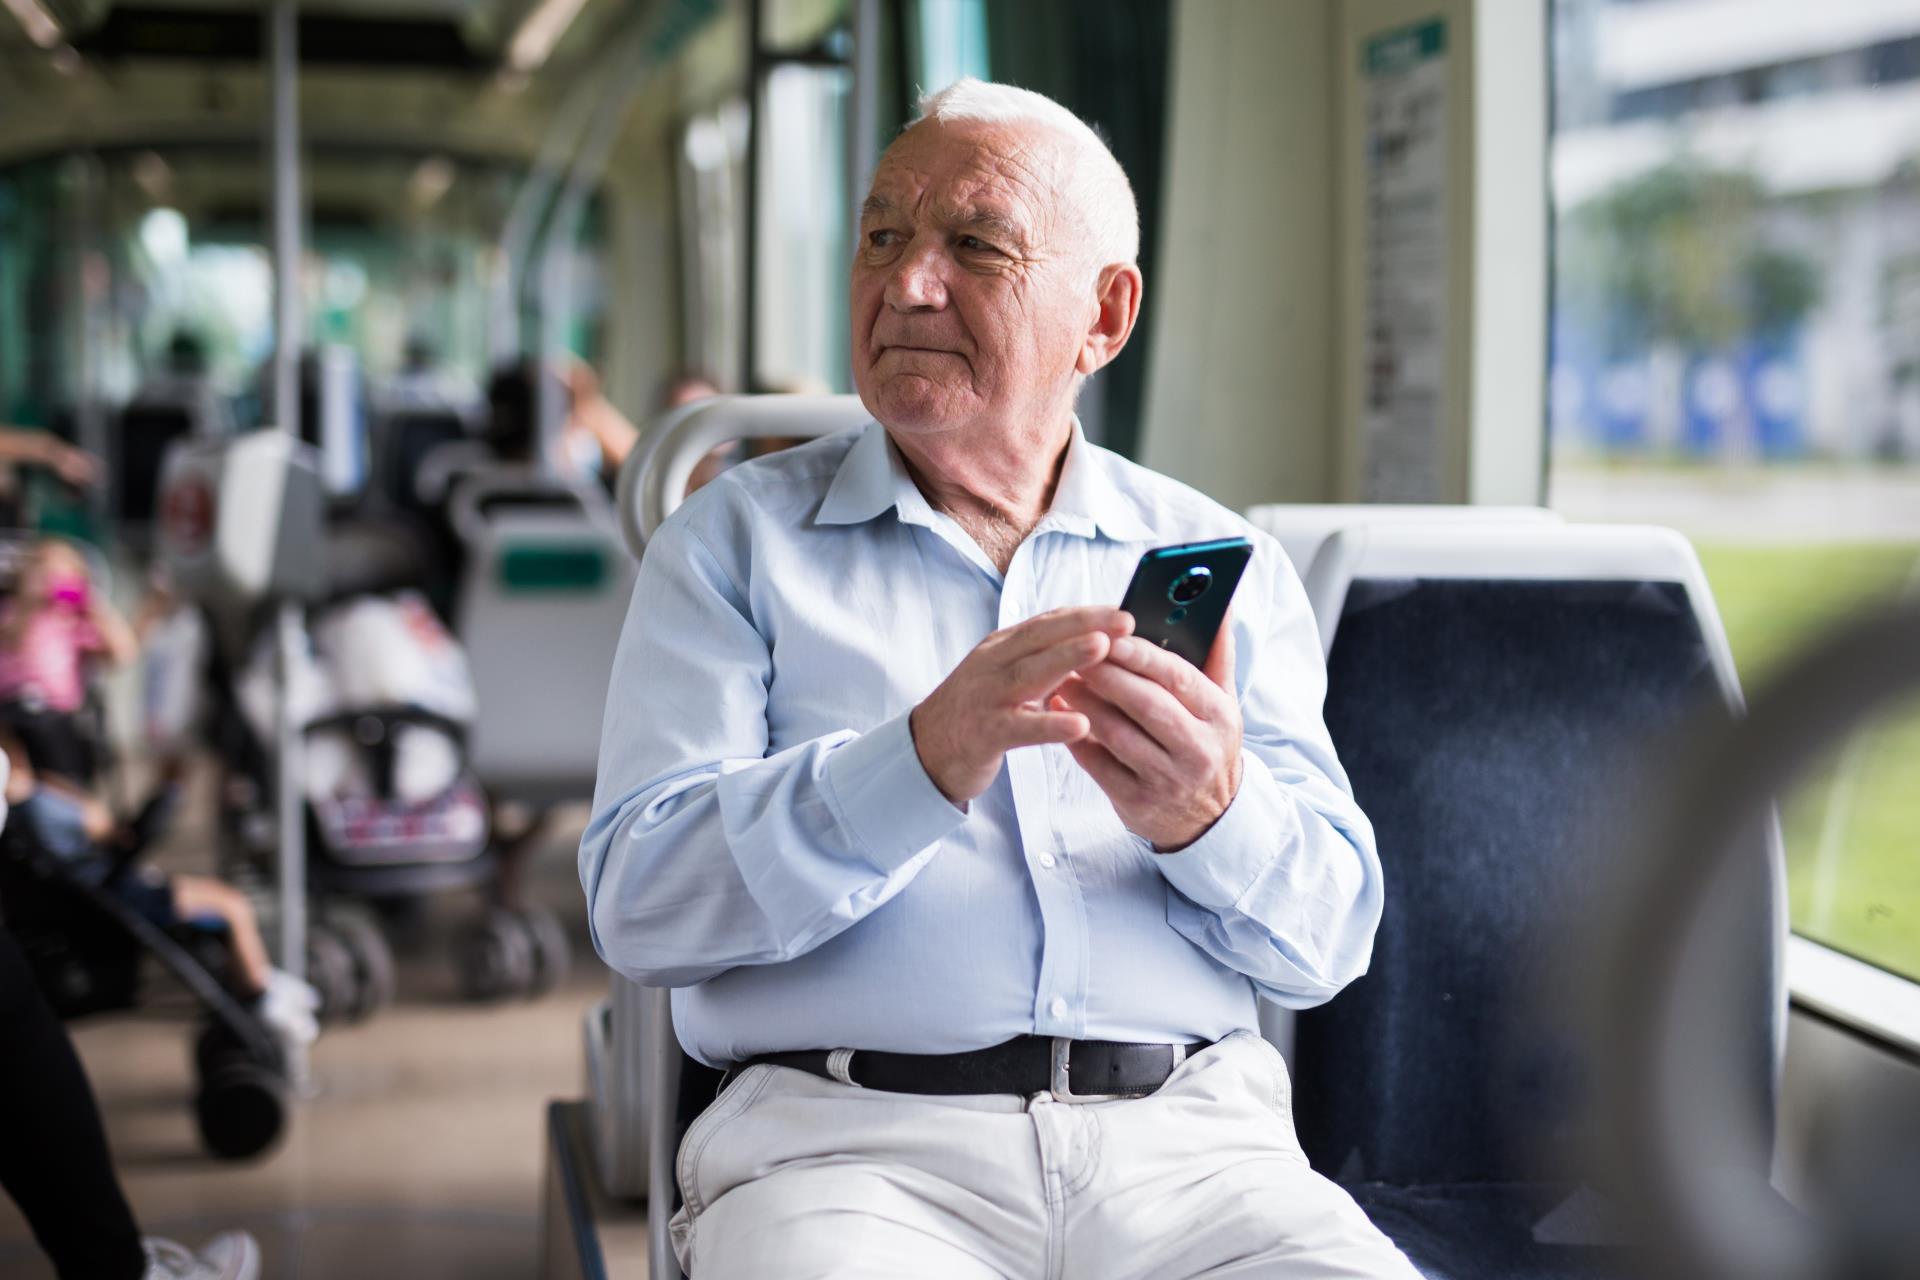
[1,0,638,73]
[0,0,683,166]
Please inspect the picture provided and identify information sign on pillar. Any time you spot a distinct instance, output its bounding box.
[1360,17,1449,503]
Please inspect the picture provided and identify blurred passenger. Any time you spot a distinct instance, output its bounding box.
[0,540,138,784]
[488,355,649,486]
[483,358,546,465]
[557,358,641,482]
[378,335,480,427]
[0,540,316,1051]
[129,331,232,437]
[663,371,721,410]
[583,80,1417,1278]
[0,912,263,1280]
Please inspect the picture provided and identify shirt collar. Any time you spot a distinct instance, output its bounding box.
[815,418,1157,543]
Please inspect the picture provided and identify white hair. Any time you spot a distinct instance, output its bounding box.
[909,78,1140,269]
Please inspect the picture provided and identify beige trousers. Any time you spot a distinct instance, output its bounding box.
[670,1030,1421,1279]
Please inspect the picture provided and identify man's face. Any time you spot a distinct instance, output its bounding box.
[850,119,1093,439]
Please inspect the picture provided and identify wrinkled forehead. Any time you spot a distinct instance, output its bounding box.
[864,119,1075,242]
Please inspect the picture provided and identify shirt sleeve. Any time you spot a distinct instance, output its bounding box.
[1151,541,1383,1009]
[578,514,967,989]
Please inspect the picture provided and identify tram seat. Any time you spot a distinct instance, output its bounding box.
[1242,502,1562,583]
[1293,522,1786,1280]
[451,468,636,806]
[1234,504,1564,1061]
[376,406,472,519]
[587,394,871,1280]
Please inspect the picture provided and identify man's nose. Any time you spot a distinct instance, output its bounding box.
[884,240,948,312]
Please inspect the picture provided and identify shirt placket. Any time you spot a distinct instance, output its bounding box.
[1002,529,1090,1039]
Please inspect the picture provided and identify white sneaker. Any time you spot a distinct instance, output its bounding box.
[257,968,321,1048]
[141,1230,262,1280]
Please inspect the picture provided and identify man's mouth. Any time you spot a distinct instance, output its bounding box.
[878,344,960,357]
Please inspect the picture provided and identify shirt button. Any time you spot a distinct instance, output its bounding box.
[1049,997,1068,1019]
[1038,851,1057,870]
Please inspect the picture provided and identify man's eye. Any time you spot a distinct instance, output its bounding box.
[867,229,901,249]
[957,235,998,253]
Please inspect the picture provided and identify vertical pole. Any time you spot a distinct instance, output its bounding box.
[74,155,109,528]
[848,0,881,228]
[271,0,301,449]
[268,0,308,1067]
[741,0,761,391]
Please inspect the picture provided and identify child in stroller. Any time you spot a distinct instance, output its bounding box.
[0,537,316,1052]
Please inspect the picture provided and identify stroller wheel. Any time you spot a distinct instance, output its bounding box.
[455,908,535,1001]
[195,1061,288,1160]
[512,905,571,998]
[328,912,396,1023]
[306,925,359,1025]
[193,1024,288,1160]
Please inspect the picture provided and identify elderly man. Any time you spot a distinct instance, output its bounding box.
[581,80,1417,1279]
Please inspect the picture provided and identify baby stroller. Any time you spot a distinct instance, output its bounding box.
[0,524,298,1160]
[150,431,564,1008]
[191,578,566,1004]
[0,808,293,1160]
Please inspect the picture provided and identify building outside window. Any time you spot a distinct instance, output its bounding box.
[1549,0,1920,984]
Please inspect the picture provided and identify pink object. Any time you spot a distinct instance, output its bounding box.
[0,607,103,713]
[47,575,90,610]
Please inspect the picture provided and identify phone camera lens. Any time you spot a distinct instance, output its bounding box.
[1168,566,1213,605]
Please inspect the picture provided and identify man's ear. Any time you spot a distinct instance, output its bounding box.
[1076,263,1144,376]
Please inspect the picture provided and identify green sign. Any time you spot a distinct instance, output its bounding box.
[498,544,607,593]
[1365,17,1446,75]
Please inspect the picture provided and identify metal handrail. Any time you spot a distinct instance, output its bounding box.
[1598,596,1920,1280]
[615,393,869,558]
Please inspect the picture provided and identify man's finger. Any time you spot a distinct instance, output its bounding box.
[1001,706,1089,748]
[1063,735,1139,797]
[999,606,1133,658]
[1005,631,1111,700]
[1104,634,1229,719]
[1053,679,1168,776]
[1201,608,1236,693]
[1076,660,1199,748]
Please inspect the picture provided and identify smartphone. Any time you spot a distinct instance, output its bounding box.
[1118,538,1253,668]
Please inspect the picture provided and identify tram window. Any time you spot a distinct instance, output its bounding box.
[677,104,749,392]
[754,62,852,393]
[908,0,990,93]
[0,148,602,432]
[1779,686,1920,986]
[1548,0,1920,983]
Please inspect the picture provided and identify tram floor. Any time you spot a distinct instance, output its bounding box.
[0,789,606,1280]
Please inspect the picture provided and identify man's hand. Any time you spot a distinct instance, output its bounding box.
[911,606,1133,806]
[1051,615,1242,851]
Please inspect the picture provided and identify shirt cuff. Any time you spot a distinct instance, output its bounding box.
[1151,752,1289,910]
[823,709,969,872]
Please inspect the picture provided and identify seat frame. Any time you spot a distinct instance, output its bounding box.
[1243,502,1562,583]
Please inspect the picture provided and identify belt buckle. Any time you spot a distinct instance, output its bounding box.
[1049,1037,1120,1104]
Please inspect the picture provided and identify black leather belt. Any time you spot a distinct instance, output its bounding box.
[732,1035,1210,1103]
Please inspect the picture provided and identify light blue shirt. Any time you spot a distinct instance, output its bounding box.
[580,421,1382,1067]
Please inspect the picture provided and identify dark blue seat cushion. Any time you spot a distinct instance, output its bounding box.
[1346,1182,1628,1280]
[1294,577,1777,1274]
